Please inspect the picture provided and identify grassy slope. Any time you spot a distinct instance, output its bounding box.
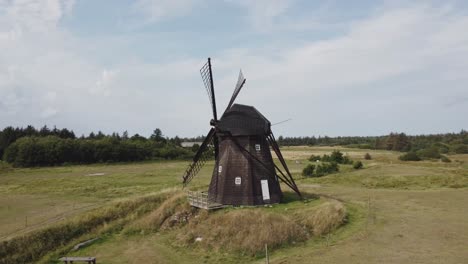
[1,147,467,263]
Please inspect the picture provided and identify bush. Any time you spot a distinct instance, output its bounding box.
[353,161,363,169]
[451,144,468,154]
[321,154,331,162]
[308,154,321,162]
[342,155,353,165]
[302,164,316,177]
[364,153,372,160]
[416,146,441,159]
[315,162,339,176]
[191,143,200,152]
[330,150,344,163]
[320,151,352,164]
[399,152,421,161]
[441,155,451,163]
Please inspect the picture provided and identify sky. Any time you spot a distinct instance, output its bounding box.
[0,0,467,138]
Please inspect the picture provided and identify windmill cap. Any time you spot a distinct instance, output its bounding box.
[217,104,271,136]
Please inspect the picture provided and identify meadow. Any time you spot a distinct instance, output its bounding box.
[0,146,467,263]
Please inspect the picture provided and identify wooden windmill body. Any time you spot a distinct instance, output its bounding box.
[182,58,301,207]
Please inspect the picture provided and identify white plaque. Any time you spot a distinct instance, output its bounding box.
[235,177,241,185]
[255,144,261,151]
[218,165,222,173]
[261,180,270,200]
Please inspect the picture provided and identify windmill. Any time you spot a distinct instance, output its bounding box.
[182,58,301,206]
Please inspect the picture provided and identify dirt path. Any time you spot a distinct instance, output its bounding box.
[269,186,468,264]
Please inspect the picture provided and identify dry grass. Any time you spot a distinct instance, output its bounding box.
[127,191,194,232]
[177,210,308,255]
[0,190,176,264]
[176,199,347,256]
[299,201,347,236]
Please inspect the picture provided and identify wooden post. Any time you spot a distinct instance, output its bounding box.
[265,244,269,264]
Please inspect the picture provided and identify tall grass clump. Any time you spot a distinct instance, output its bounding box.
[299,201,347,236]
[177,199,348,255]
[126,191,193,232]
[177,210,308,256]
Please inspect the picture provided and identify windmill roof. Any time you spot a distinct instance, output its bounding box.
[217,104,271,136]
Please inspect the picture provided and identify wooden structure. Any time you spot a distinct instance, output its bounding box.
[59,256,96,264]
[187,191,225,210]
[182,58,301,207]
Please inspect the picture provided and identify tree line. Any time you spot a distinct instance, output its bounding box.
[0,126,193,167]
[1,125,466,167]
[277,131,468,154]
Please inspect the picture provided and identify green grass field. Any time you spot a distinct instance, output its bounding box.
[1,146,467,263]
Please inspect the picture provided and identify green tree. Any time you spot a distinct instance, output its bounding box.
[150,128,165,142]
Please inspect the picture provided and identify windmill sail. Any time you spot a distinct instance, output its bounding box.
[224,70,246,114]
[200,58,217,121]
[182,128,216,186]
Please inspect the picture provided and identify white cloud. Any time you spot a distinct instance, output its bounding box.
[0,2,467,136]
[40,106,58,118]
[226,0,294,32]
[204,5,468,135]
[2,0,74,32]
[133,0,199,23]
[91,69,118,97]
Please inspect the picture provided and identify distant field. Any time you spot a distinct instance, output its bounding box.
[1,146,467,263]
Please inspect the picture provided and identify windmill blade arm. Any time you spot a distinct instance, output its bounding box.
[182,128,216,186]
[200,58,218,121]
[267,133,302,199]
[225,133,281,185]
[227,132,299,193]
[224,70,246,114]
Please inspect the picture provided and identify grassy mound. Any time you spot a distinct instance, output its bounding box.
[126,191,195,232]
[298,201,347,236]
[175,198,347,255]
[1,190,348,263]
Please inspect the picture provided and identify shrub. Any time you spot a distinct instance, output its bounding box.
[321,154,331,162]
[191,143,200,152]
[364,153,372,160]
[330,150,344,163]
[353,161,363,169]
[441,155,451,163]
[302,164,316,177]
[451,144,468,154]
[416,146,441,159]
[342,155,353,164]
[320,150,353,164]
[315,162,339,176]
[308,154,321,162]
[399,152,421,161]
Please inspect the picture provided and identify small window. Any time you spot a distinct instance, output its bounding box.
[235,177,241,185]
[255,144,261,151]
[218,165,222,173]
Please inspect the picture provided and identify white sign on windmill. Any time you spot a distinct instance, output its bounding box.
[261,179,270,201]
